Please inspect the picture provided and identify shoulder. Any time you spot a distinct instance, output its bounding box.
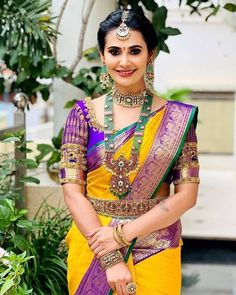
[168,100,198,111]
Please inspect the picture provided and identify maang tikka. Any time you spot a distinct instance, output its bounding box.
[116,10,130,40]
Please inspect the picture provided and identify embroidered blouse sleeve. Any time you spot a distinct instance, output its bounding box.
[165,123,200,185]
[60,102,88,185]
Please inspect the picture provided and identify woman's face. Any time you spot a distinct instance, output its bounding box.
[100,29,152,92]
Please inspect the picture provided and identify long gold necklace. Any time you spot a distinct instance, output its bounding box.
[103,90,153,199]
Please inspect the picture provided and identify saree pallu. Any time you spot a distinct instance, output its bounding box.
[60,98,199,295]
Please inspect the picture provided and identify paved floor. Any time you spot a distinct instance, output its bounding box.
[181,155,236,294]
[182,263,236,295]
[181,154,236,241]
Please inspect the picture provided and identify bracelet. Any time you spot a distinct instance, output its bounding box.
[100,250,124,270]
[117,224,131,247]
[113,225,126,247]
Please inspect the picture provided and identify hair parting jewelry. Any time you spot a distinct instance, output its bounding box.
[116,10,130,41]
[100,250,124,270]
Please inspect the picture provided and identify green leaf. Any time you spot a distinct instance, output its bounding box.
[2,137,21,143]
[0,278,14,295]
[64,99,77,109]
[206,5,220,21]
[72,74,84,86]
[16,220,34,229]
[83,47,100,61]
[140,0,158,11]
[152,6,167,31]
[51,128,63,149]
[35,143,54,163]
[56,66,71,78]
[25,159,38,169]
[161,42,170,53]
[160,27,181,36]
[47,150,60,168]
[20,176,40,184]
[11,234,29,251]
[223,3,236,12]
[17,71,28,84]
[41,58,56,78]
[40,86,50,101]
[9,50,18,67]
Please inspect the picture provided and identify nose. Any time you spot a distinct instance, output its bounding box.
[119,53,129,68]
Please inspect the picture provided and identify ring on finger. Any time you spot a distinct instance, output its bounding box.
[126,282,136,294]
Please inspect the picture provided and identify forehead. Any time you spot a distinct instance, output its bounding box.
[104,29,147,48]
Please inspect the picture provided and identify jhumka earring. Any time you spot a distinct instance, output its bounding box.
[145,62,154,90]
[99,65,110,89]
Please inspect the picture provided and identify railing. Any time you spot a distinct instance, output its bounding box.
[0,93,29,209]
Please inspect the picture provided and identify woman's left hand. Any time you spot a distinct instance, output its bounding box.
[87,226,121,258]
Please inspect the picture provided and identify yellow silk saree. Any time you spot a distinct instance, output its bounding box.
[60,98,199,295]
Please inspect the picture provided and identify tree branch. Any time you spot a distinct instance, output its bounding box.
[69,0,96,73]
[53,0,70,61]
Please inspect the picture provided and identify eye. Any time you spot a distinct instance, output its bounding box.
[130,48,141,55]
[109,49,120,56]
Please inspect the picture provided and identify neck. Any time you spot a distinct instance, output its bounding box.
[114,82,146,94]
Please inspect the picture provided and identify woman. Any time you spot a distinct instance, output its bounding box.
[60,9,200,295]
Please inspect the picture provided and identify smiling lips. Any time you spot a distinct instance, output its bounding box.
[116,69,136,77]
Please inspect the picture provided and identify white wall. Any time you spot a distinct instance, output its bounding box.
[155,6,236,92]
[52,0,117,134]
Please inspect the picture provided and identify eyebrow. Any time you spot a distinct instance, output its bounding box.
[107,45,143,49]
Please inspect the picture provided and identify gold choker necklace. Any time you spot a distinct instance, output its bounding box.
[112,87,149,108]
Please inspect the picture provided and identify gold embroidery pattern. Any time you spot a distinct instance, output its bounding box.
[87,196,166,219]
[173,141,200,184]
[60,178,86,185]
[60,143,87,170]
[84,97,104,132]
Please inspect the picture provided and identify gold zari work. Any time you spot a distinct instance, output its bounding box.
[87,196,166,219]
[61,143,87,170]
[173,141,200,185]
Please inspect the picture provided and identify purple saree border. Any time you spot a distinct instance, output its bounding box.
[127,101,194,200]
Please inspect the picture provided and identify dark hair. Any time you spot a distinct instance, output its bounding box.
[97,9,158,53]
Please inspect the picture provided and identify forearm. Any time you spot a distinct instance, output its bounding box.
[64,191,101,237]
[123,185,198,242]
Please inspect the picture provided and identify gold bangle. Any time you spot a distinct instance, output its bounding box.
[113,226,126,247]
[117,224,131,247]
[100,250,124,270]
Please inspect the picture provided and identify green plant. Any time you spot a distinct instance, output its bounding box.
[0,0,61,100]
[24,203,71,295]
[0,250,33,295]
[35,128,63,170]
[158,88,192,102]
[0,133,71,294]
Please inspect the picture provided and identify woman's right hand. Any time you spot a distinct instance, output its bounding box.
[106,261,134,295]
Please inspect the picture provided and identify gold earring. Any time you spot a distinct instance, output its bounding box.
[145,62,154,90]
[99,65,110,89]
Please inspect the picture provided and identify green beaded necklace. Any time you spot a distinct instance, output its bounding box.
[103,90,153,199]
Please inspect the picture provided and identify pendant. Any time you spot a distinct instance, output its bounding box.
[104,152,139,198]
